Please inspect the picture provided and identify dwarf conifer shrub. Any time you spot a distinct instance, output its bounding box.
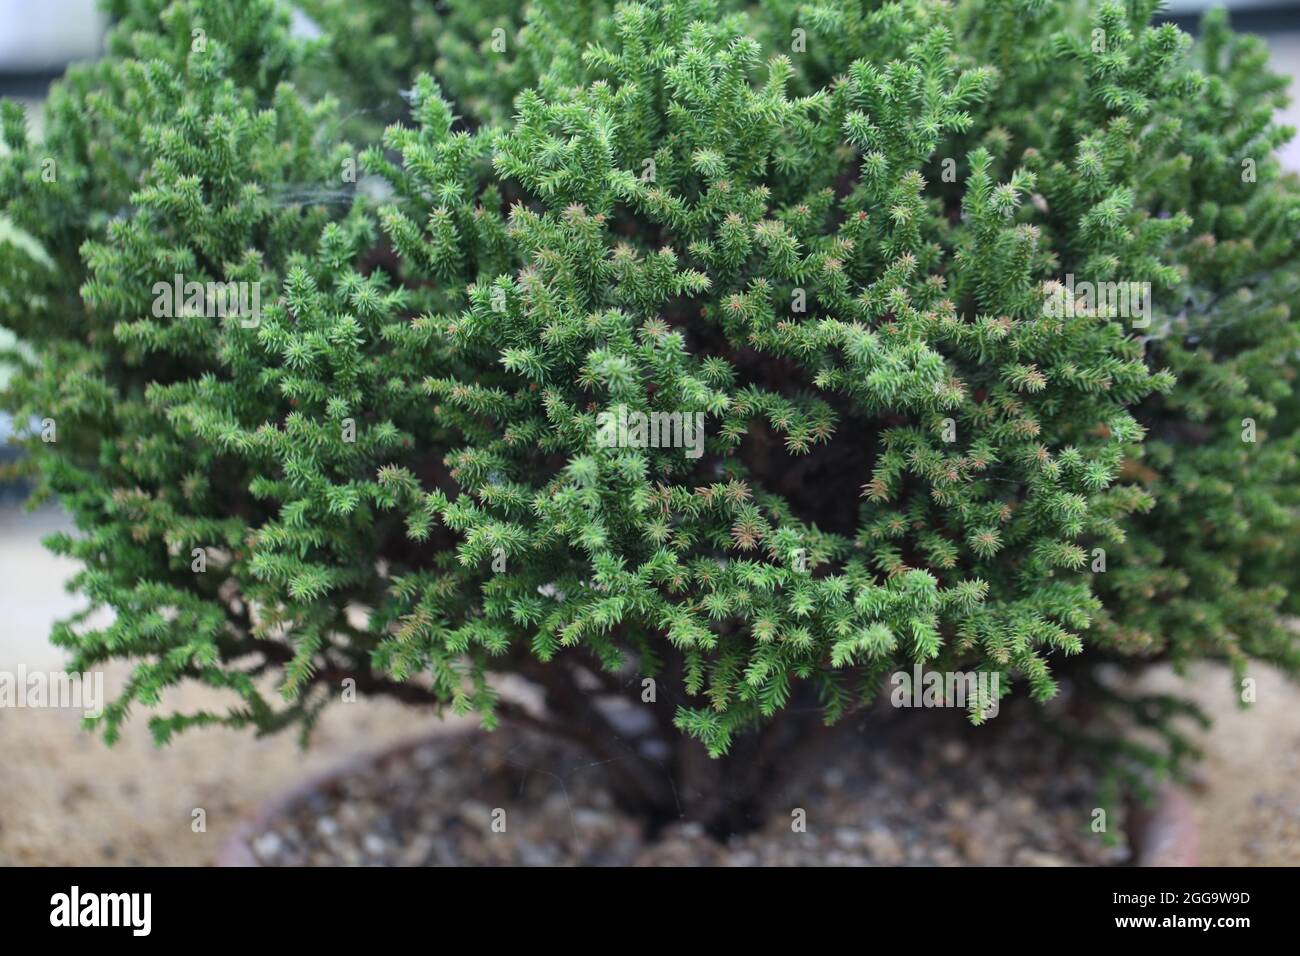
[2,0,1298,829]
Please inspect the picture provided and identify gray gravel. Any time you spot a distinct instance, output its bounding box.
[237,715,1132,866]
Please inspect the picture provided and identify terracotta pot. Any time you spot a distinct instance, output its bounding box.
[1130,782,1200,867]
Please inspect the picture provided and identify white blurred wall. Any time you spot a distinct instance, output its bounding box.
[1167,0,1300,9]
[0,0,105,72]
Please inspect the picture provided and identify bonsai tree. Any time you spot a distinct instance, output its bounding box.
[2,0,1298,835]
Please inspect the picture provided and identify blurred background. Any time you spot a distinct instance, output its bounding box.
[2,1,1299,865]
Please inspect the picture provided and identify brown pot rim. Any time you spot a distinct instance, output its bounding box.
[214,730,479,867]
[1130,781,1201,867]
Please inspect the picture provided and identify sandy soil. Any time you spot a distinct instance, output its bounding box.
[1137,664,1300,866]
[0,505,460,866]
[1,505,1297,865]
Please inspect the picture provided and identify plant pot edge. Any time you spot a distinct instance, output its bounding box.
[214,729,481,867]
[217,730,1202,867]
[1130,781,1201,867]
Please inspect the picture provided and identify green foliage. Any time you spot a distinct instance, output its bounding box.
[1,0,1297,786]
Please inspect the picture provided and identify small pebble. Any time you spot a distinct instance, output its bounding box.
[252,831,283,862]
